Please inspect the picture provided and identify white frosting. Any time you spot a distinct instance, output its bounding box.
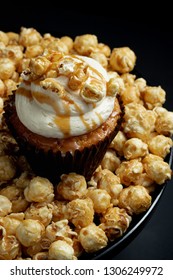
[15,55,116,139]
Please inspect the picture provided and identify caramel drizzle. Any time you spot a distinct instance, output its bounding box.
[16,86,32,99]
[16,55,107,136]
[16,86,104,136]
[54,115,70,138]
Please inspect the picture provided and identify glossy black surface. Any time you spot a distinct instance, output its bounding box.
[1,2,173,260]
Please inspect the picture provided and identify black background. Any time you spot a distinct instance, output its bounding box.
[1,1,173,260]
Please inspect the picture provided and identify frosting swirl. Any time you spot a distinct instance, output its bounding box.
[15,52,117,138]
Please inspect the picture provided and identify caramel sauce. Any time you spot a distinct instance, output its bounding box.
[16,87,32,99]
[95,112,104,123]
[32,90,61,115]
[80,115,98,132]
[54,115,70,137]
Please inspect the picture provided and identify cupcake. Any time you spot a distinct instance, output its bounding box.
[4,50,122,183]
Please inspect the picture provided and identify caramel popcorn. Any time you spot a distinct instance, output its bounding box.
[155,109,173,135]
[67,198,94,228]
[99,207,132,241]
[0,58,15,80]
[0,231,21,260]
[142,86,166,109]
[96,169,123,206]
[142,154,172,185]
[0,26,172,260]
[0,213,24,235]
[56,173,87,201]
[87,188,112,213]
[16,219,45,247]
[118,185,152,215]
[90,51,108,68]
[78,223,108,253]
[0,195,12,217]
[101,149,121,172]
[45,219,77,243]
[116,159,144,186]
[109,131,127,156]
[24,202,53,227]
[19,27,42,47]
[73,34,98,55]
[120,84,141,105]
[123,102,156,141]
[147,134,172,158]
[0,185,29,213]
[123,138,148,160]
[48,240,76,260]
[24,176,54,203]
[109,47,136,73]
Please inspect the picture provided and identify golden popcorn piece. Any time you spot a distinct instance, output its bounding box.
[40,78,65,96]
[142,154,172,185]
[51,200,68,222]
[29,56,51,76]
[0,230,21,260]
[24,202,53,227]
[96,169,123,206]
[0,213,24,235]
[0,58,15,80]
[123,102,156,141]
[79,223,108,253]
[80,78,106,103]
[6,32,19,45]
[73,34,98,55]
[99,207,132,241]
[109,47,136,73]
[16,219,45,247]
[123,137,149,160]
[25,45,44,58]
[45,219,77,242]
[67,198,94,228]
[87,188,112,213]
[0,185,29,213]
[148,134,173,158]
[120,84,141,105]
[116,159,144,186]
[46,38,69,54]
[134,77,147,92]
[60,36,73,51]
[142,85,166,109]
[101,149,121,172]
[109,131,127,156]
[118,185,152,215]
[24,176,54,203]
[133,173,155,191]
[0,31,9,45]
[56,173,87,201]
[48,240,77,260]
[121,72,136,85]
[0,195,12,217]
[90,51,108,68]
[19,27,42,47]
[155,109,173,136]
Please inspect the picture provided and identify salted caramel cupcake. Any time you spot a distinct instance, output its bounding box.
[4,50,122,182]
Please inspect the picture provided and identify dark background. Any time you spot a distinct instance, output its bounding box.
[1,1,173,260]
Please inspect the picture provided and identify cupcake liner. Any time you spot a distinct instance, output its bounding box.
[4,94,123,184]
